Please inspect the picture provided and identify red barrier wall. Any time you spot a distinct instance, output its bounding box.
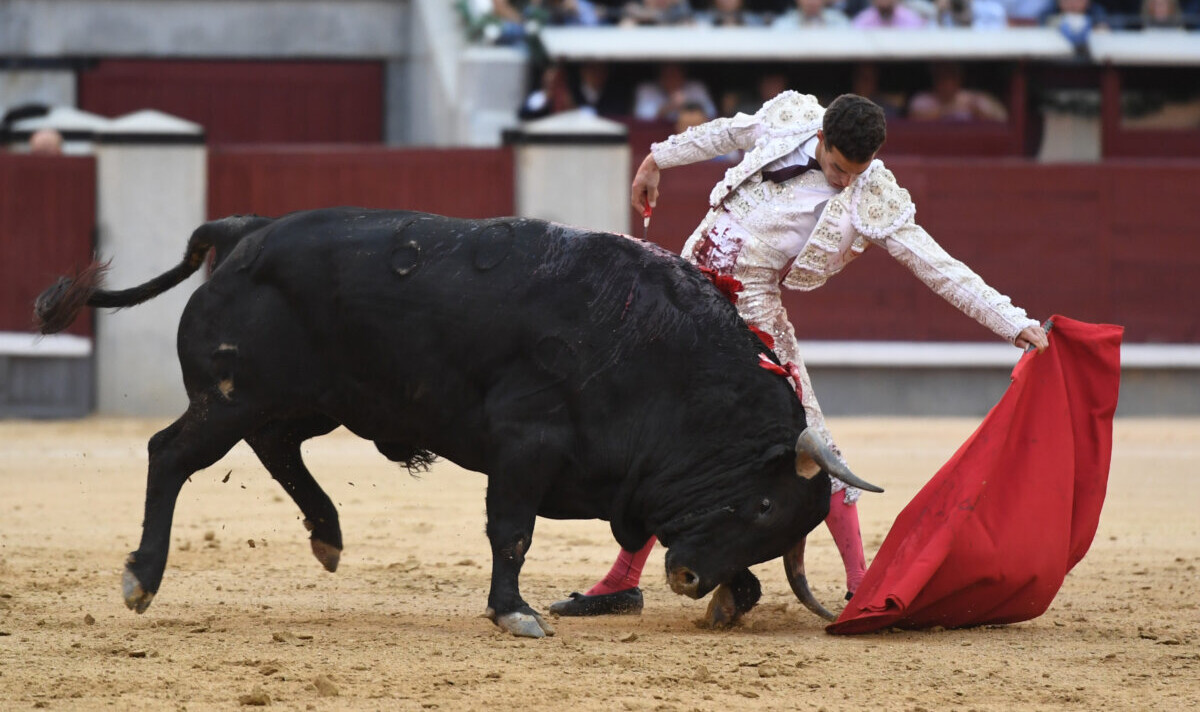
[632,157,1197,344]
[0,154,96,337]
[79,60,384,144]
[3,147,1190,345]
[208,146,515,220]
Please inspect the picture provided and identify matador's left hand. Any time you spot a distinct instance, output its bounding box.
[1016,324,1049,353]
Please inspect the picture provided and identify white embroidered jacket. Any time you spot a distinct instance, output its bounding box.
[652,91,1038,344]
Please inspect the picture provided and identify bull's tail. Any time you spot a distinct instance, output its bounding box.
[33,215,273,334]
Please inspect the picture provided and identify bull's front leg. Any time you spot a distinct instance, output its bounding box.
[702,568,763,629]
[484,490,555,639]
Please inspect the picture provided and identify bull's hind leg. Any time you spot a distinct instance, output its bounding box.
[245,416,342,572]
[123,402,253,613]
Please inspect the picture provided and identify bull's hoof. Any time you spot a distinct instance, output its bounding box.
[121,568,155,614]
[548,588,643,617]
[700,572,760,629]
[310,538,341,573]
[700,583,742,629]
[488,608,556,638]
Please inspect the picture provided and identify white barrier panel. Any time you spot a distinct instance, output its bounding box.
[94,110,206,416]
[507,110,631,235]
[537,27,1076,63]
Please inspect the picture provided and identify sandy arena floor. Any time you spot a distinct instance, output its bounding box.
[0,416,1197,711]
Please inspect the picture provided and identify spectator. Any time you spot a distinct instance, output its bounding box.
[569,61,628,116]
[852,0,930,26]
[675,101,743,162]
[851,62,906,117]
[836,0,873,17]
[462,0,528,44]
[674,101,711,132]
[907,0,945,20]
[463,1,603,47]
[29,127,64,155]
[934,0,1009,26]
[525,0,605,25]
[772,0,852,25]
[908,62,1009,122]
[1140,0,1185,27]
[1042,0,1109,53]
[1093,0,1140,23]
[589,0,628,12]
[992,0,1052,24]
[518,64,573,120]
[843,0,937,17]
[744,0,792,14]
[722,71,790,116]
[619,0,695,25]
[519,61,625,119]
[695,0,769,24]
[755,71,790,105]
[633,62,717,122]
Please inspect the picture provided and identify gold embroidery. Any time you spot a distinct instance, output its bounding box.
[850,163,916,239]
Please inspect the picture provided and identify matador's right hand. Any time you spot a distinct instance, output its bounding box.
[631,153,661,214]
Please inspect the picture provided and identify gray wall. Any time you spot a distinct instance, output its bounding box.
[0,68,74,114]
[810,365,1200,418]
[0,0,527,147]
[0,0,411,57]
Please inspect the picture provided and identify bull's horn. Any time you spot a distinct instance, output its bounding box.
[794,428,884,493]
[783,537,837,622]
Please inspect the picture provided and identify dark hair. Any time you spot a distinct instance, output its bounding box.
[822,94,886,163]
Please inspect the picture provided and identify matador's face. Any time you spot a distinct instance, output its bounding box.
[815,129,874,190]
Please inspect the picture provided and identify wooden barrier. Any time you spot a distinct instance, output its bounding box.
[0,153,96,337]
[79,60,384,144]
[3,147,1191,345]
[208,146,515,220]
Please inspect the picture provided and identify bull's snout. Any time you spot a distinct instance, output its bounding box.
[668,567,702,598]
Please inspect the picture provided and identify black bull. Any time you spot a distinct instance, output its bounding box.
[35,208,880,637]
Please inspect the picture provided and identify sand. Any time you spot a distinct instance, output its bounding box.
[0,416,1196,711]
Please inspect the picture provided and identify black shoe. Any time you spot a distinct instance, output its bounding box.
[548,588,644,617]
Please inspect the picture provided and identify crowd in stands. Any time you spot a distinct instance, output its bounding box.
[461,0,1200,36]
[518,56,1018,128]
[469,0,1199,129]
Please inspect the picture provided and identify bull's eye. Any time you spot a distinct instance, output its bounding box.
[758,498,772,516]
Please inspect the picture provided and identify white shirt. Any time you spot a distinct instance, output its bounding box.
[761,136,836,262]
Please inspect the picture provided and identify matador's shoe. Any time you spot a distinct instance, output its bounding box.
[547,588,644,616]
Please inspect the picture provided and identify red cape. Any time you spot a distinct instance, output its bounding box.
[827,316,1123,634]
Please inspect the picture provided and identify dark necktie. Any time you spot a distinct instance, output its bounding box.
[762,156,819,183]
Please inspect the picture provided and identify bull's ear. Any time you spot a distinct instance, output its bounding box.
[761,442,814,478]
